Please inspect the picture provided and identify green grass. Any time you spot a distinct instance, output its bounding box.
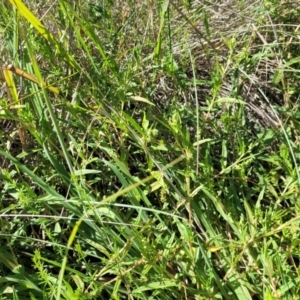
[0,0,300,299]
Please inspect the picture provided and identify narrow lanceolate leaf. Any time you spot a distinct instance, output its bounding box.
[8,0,77,69]
[133,280,177,293]
[0,248,19,271]
[8,0,52,42]
[131,96,155,106]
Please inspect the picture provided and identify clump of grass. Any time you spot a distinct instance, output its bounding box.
[0,0,300,299]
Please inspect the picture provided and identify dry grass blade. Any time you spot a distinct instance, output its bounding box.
[4,64,60,95]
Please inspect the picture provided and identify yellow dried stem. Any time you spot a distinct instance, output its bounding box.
[3,64,60,95]
[2,65,19,104]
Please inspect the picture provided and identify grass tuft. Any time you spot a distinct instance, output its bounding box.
[1,0,300,299]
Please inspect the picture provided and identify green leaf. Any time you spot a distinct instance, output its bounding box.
[133,280,177,293]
